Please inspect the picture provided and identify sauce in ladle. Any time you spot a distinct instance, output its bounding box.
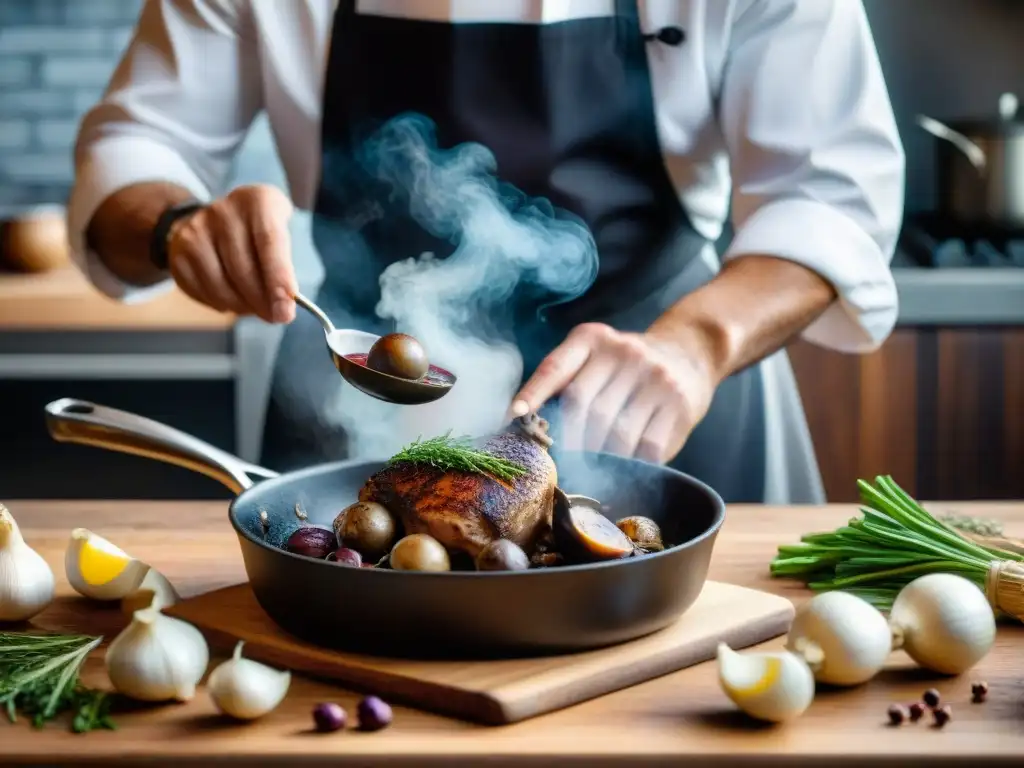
[295,292,456,405]
[344,353,455,387]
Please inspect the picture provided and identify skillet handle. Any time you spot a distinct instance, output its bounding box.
[45,398,278,494]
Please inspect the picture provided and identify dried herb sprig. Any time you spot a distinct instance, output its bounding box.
[0,631,115,733]
[388,432,528,483]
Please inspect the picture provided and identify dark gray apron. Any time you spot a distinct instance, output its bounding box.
[260,0,767,503]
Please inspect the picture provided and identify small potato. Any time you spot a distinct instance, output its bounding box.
[390,534,450,572]
[475,539,530,572]
[334,501,397,561]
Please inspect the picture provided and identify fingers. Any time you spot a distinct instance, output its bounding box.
[603,385,661,458]
[559,355,617,451]
[166,184,295,323]
[168,220,246,313]
[243,186,297,323]
[167,251,207,307]
[635,404,682,464]
[582,366,640,453]
[211,200,270,319]
[510,323,605,417]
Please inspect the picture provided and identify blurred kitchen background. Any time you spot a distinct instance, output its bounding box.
[0,0,1021,503]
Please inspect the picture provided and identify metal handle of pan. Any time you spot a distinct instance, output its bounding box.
[44,397,279,494]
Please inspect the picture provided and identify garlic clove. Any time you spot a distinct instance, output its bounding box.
[207,641,291,720]
[66,528,148,601]
[786,591,892,686]
[0,504,55,622]
[717,642,815,723]
[889,573,996,675]
[105,606,210,702]
[121,566,181,616]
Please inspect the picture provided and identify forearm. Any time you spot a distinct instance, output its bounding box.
[647,255,837,383]
[84,181,196,288]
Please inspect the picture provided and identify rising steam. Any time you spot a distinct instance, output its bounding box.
[324,113,598,459]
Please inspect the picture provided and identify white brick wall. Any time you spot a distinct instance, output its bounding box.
[0,0,145,208]
[0,58,32,87]
[0,0,290,218]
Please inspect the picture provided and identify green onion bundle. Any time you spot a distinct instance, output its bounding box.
[770,475,1024,621]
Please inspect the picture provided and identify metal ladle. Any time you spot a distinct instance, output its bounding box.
[293,292,455,405]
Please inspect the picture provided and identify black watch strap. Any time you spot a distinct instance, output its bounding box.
[150,201,204,270]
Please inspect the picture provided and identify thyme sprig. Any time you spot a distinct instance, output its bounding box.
[0,631,115,733]
[388,432,528,483]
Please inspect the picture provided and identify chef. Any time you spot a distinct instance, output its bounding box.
[67,0,905,505]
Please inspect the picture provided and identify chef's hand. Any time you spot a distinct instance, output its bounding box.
[509,323,721,464]
[167,184,298,323]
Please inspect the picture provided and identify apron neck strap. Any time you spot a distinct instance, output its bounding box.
[342,0,640,21]
[614,0,639,19]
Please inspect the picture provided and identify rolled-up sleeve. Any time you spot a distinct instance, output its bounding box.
[719,0,905,353]
[67,0,262,301]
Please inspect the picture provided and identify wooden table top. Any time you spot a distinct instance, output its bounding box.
[3,499,1023,767]
[0,267,233,330]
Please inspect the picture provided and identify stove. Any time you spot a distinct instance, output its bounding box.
[897,214,1024,269]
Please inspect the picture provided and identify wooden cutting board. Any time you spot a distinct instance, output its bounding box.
[167,580,795,725]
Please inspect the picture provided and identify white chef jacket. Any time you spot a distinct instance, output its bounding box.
[67,0,906,504]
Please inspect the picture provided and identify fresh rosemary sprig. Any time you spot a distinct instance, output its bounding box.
[0,631,115,733]
[388,432,528,483]
[769,475,1024,611]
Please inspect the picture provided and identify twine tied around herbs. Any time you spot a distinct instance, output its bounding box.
[985,559,1024,622]
[949,524,1024,622]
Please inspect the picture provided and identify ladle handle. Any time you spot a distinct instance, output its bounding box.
[294,292,336,333]
[44,398,278,494]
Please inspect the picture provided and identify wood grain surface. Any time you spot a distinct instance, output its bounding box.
[0,266,233,330]
[787,329,1024,503]
[787,331,920,501]
[167,581,795,725]
[2,499,1023,767]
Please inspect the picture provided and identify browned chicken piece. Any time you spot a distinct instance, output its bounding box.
[359,413,557,558]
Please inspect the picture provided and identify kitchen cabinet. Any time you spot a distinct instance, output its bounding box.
[0,266,240,501]
[0,377,236,500]
[788,327,1024,502]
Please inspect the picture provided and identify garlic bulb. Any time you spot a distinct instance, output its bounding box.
[105,606,209,702]
[786,591,892,686]
[0,504,55,622]
[207,641,291,720]
[889,573,996,675]
[717,642,815,723]
[121,566,180,615]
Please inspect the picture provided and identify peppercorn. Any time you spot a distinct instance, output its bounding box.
[932,705,952,727]
[971,681,989,703]
[922,688,941,709]
[357,695,393,731]
[887,704,907,725]
[312,702,347,733]
[908,701,925,722]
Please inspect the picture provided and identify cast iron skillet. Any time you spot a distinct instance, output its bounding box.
[44,397,726,659]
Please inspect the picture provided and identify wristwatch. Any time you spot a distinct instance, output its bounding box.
[149,200,205,270]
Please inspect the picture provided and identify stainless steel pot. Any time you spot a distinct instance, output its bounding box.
[917,93,1024,227]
